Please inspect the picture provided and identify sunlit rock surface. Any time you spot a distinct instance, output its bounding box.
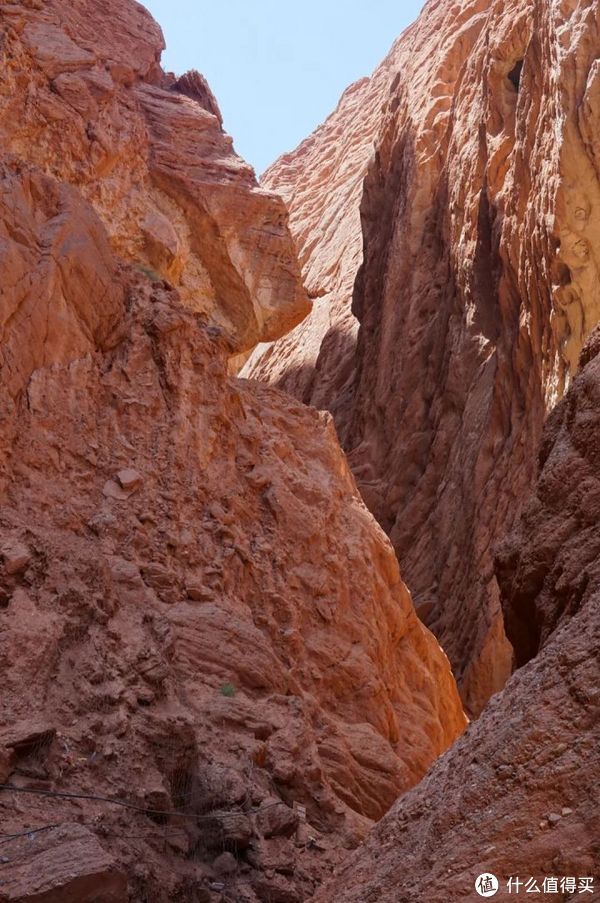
[0,1,465,899]
[315,327,600,902]
[247,0,600,716]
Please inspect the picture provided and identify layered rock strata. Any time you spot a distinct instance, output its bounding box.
[246,0,600,715]
[0,1,465,900]
[0,0,310,360]
[315,330,600,901]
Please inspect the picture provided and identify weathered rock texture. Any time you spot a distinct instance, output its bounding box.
[244,47,401,425]
[314,331,600,901]
[0,1,465,900]
[246,0,600,716]
[0,0,310,360]
[496,324,600,668]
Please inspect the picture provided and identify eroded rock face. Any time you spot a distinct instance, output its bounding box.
[247,0,600,715]
[0,1,465,900]
[314,333,600,901]
[0,0,310,354]
[496,324,600,668]
[0,824,128,903]
[0,277,464,901]
[243,49,401,426]
[0,159,124,399]
[0,277,463,900]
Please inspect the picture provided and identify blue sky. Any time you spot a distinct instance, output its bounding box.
[142,0,425,176]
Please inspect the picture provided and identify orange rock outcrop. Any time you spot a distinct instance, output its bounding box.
[0,1,465,900]
[0,0,310,361]
[316,328,600,902]
[247,0,600,716]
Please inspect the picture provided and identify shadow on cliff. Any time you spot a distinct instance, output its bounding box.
[266,322,360,447]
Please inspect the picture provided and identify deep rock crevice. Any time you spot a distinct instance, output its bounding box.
[1,0,599,900]
[0,2,467,901]
[247,0,600,722]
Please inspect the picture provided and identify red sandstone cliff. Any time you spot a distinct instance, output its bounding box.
[315,328,600,902]
[0,2,465,901]
[243,46,400,426]
[0,0,310,364]
[246,0,600,717]
[3,0,599,899]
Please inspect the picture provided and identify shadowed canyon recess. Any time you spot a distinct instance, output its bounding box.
[0,0,599,901]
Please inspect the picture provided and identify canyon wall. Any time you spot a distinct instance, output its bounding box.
[243,39,402,427]
[0,0,310,362]
[246,0,600,716]
[315,328,600,902]
[0,2,465,901]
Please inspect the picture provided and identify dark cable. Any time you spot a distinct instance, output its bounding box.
[0,783,288,821]
[0,824,61,846]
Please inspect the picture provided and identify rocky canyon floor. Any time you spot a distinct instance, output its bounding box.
[0,0,599,902]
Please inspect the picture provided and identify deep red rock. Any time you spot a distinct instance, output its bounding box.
[0,1,465,900]
[0,0,310,356]
[0,824,127,903]
[248,0,600,716]
[314,332,600,901]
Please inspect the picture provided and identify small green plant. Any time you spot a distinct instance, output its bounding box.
[220,682,236,698]
[135,263,161,283]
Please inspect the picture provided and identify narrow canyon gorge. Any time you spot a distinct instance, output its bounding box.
[0,0,598,902]
[247,0,600,720]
